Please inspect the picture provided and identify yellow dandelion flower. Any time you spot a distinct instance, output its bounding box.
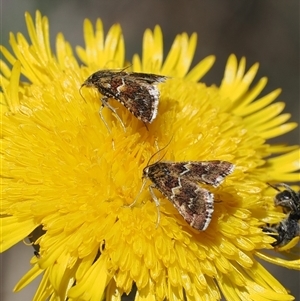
[1,10,299,301]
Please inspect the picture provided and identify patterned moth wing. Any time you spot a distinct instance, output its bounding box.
[143,160,235,231]
[168,160,235,187]
[81,70,167,130]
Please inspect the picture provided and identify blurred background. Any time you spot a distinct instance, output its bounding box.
[1,0,299,300]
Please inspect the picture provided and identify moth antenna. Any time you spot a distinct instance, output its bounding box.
[101,65,132,75]
[102,61,132,71]
[146,136,174,168]
[120,64,132,72]
[79,85,87,103]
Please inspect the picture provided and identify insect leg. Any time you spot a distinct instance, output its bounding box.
[149,185,161,228]
[100,96,126,132]
[127,178,147,208]
[99,99,111,133]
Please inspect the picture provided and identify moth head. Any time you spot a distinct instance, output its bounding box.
[142,166,149,179]
[80,72,103,101]
[82,73,99,87]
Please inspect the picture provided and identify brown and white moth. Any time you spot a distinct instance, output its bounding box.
[134,159,235,231]
[81,70,167,131]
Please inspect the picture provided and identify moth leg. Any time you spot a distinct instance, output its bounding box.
[126,179,147,208]
[126,194,140,208]
[99,104,111,133]
[149,185,161,228]
[100,96,126,132]
[125,181,161,229]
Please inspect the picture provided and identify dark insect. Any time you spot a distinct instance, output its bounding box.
[135,159,235,231]
[263,214,300,248]
[81,70,167,131]
[270,183,300,214]
[263,183,300,247]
